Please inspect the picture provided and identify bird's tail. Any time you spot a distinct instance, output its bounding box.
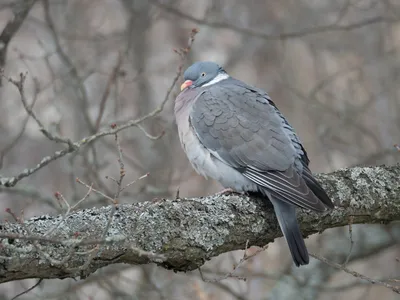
[269,196,309,267]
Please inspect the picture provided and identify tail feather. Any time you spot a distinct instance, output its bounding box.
[302,167,334,209]
[269,195,309,267]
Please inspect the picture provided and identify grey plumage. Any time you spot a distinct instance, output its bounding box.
[175,61,334,267]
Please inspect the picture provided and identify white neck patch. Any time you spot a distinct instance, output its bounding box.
[202,73,229,87]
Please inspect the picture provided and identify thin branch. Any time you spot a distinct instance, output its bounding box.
[73,134,150,272]
[120,172,149,193]
[137,124,165,140]
[151,1,397,40]
[112,128,126,201]
[45,187,93,236]
[199,241,268,282]
[0,76,39,168]
[42,0,94,131]
[310,253,400,294]
[344,216,354,266]
[0,0,36,79]
[95,54,123,131]
[3,72,74,146]
[76,178,114,203]
[11,278,43,300]
[0,29,198,187]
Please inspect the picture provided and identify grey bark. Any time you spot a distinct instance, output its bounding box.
[0,165,399,283]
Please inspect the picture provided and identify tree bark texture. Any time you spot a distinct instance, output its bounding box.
[0,165,399,283]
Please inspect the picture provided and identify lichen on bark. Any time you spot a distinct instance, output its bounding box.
[0,164,399,283]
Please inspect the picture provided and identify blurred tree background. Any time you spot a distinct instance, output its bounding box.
[0,0,399,299]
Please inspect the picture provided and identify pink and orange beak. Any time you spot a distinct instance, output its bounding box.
[180,80,193,91]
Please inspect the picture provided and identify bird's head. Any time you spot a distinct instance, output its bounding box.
[180,61,228,91]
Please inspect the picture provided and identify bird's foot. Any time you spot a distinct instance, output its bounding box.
[215,188,244,196]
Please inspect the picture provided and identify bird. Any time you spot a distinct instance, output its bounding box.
[174,61,334,267]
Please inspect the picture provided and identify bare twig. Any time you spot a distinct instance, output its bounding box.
[0,76,39,168]
[45,187,93,236]
[199,241,268,282]
[0,29,198,187]
[73,129,150,270]
[95,54,123,131]
[76,178,114,203]
[0,114,30,169]
[112,129,125,200]
[2,72,74,146]
[42,0,94,131]
[344,215,354,266]
[120,172,149,193]
[310,253,400,294]
[151,1,397,40]
[0,0,36,80]
[137,124,165,140]
[11,278,43,300]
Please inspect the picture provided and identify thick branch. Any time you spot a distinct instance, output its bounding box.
[0,165,399,283]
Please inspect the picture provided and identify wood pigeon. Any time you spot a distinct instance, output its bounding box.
[174,61,334,267]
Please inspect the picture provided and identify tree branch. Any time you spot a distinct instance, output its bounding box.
[151,0,398,40]
[0,28,198,187]
[0,0,36,81]
[0,165,399,283]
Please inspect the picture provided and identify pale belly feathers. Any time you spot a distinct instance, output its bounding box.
[178,120,258,193]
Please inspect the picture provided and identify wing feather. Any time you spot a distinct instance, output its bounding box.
[190,78,332,211]
[244,166,327,211]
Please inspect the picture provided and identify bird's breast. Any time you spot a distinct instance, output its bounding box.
[175,111,257,192]
[176,113,215,178]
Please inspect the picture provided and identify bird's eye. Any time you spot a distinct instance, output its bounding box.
[201,72,206,77]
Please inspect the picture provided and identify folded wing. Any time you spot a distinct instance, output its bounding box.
[190,79,332,211]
